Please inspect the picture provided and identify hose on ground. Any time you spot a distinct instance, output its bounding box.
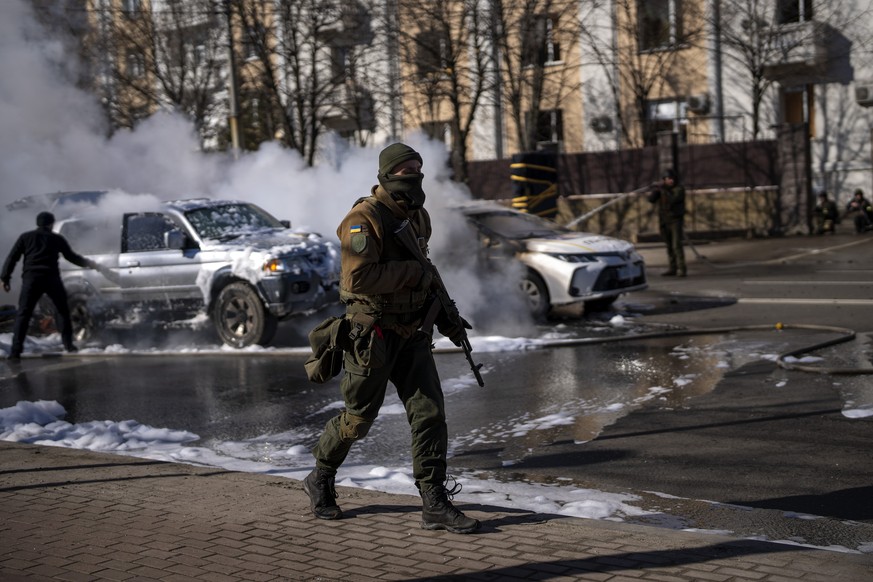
[436,323,872,375]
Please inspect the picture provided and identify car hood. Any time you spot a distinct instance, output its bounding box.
[200,230,329,256]
[522,232,636,254]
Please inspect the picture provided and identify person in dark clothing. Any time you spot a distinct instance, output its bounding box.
[842,189,873,233]
[1,211,98,361]
[813,192,839,234]
[648,168,687,277]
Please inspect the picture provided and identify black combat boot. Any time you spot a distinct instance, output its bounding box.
[303,468,342,520]
[420,480,480,534]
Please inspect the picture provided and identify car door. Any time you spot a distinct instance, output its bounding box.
[119,213,202,305]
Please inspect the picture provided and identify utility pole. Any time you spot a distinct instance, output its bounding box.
[224,0,241,158]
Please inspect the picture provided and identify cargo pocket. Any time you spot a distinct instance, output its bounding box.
[347,312,387,370]
[303,316,349,383]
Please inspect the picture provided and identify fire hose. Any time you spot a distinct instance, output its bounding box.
[435,322,873,375]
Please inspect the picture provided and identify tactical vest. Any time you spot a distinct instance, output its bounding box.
[340,197,430,318]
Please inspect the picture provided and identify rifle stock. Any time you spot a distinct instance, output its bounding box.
[395,220,485,387]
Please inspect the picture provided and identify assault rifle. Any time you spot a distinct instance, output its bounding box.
[394,219,485,387]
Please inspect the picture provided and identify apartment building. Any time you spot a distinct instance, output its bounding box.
[40,0,873,198]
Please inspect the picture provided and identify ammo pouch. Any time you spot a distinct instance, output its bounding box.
[347,312,387,370]
[304,316,350,384]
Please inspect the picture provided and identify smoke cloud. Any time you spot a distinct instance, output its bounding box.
[0,0,535,344]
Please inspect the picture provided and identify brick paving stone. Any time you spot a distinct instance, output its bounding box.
[2,442,872,582]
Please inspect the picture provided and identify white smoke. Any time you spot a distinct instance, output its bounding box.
[0,0,534,341]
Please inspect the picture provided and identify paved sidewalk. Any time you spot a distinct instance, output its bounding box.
[1,442,870,581]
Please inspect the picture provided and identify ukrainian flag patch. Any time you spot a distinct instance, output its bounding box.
[350,225,363,233]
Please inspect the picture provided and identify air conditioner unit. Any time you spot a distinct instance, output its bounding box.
[686,94,711,114]
[855,84,873,107]
[589,115,613,133]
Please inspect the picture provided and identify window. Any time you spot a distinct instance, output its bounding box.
[532,109,564,146]
[331,46,351,81]
[782,85,815,136]
[123,214,178,253]
[645,99,688,144]
[522,14,561,66]
[638,0,683,51]
[122,0,141,19]
[776,0,813,24]
[416,29,449,77]
[126,50,145,78]
[242,26,262,60]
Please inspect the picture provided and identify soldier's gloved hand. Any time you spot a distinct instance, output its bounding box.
[438,316,472,347]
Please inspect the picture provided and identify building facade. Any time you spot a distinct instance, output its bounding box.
[45,0,873,201]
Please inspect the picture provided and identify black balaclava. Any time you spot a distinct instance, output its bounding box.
[377,143,426,210]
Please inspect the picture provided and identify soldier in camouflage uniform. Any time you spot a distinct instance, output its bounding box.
[303,143,480,534]
[648,168,687,277]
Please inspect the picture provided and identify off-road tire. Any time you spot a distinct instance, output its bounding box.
[68,294,96,342]
[212,282,278,348]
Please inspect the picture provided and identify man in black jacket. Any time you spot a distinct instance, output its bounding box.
[2,211,97,361]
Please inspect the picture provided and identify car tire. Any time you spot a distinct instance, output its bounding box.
[213,282,278,348]
[33,294,97,342]
[68,294,97,342]
[520,271,550,320]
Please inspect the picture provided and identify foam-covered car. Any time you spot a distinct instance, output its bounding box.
[459,204,647,317]
[52,197,339,347]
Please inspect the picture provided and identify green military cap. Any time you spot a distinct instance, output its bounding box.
[378,143,422,176]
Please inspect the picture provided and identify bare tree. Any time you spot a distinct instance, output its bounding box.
[232,0,378,164]
[578,0,706,148]
[490,0,584,153]
[82,0,227,146]
[715,0,864,140]
[391,0,492,183]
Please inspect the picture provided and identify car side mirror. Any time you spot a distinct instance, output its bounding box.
[165,229,188,250]
[280,220,291,228]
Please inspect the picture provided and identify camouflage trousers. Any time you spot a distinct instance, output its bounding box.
[660,220,687,273]
[311,329,448,489]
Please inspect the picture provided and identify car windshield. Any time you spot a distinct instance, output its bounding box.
[470,211,566,240]
[185,203,283,240]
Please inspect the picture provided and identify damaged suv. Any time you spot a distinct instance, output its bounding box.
[51,197,340,348]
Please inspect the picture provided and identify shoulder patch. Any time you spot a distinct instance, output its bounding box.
[351,233,368,253]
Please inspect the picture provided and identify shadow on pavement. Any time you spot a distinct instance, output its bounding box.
[732,485,873,522]
[400,538,808,582]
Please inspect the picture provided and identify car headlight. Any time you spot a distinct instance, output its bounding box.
[546,253,598,263]
[263,257,305,274]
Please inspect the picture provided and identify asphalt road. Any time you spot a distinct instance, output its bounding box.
[1,231,871,551]
[512,232,873,549]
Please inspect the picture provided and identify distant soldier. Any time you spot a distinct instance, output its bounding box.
[813,192,839,235]
[843,189,873,234]
[648,168,687,277]
[1,211,98,361]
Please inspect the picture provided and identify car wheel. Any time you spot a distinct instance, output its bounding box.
[584,296,618,314]
[33,294,97,341]
[68,294,97,342]
[213,282,277,348]
[520,271,550,320]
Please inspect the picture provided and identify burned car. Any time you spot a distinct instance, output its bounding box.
[51,197,339,348]
[459,204,647,318]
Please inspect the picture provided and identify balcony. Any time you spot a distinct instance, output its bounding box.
[763,20,831,81]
